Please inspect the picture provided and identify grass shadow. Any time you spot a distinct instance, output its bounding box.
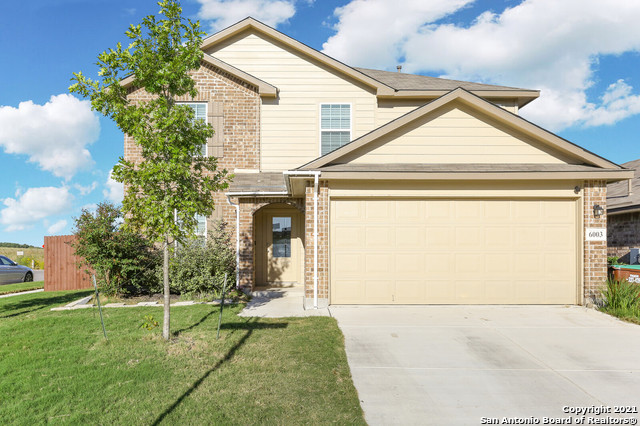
[0,291,93,318]
[152,318,287,425]
[174,310,218,335]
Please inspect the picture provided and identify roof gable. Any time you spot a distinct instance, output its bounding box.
[299,88,622,171]
[201,18,395,97]
[201,18,538,103]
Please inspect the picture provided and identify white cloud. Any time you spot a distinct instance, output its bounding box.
[47,220,68,235]
[323,0,640,131]
[103,169,124,204]
[323,0,473,70]
[81,203,98,212]
[73,181,98,196]
[0,94,100,179]
[197,0,296,32]
[0,186,73,232]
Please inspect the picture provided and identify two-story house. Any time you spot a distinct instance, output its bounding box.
[124,18,632,309]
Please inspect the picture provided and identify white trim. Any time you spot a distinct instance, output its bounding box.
[318,103,352,157]
[225,191,289,197]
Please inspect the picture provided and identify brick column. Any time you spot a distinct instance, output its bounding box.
[583,179,607,303]
[304,180,329,308]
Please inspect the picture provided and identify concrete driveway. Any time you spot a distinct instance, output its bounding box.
[330,305,640,426]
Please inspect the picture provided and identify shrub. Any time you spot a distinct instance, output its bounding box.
[601,278,640,319]
[72,202,160,296]
[166,220,236,299]
[607,256,620,265]
[16,257,43,269]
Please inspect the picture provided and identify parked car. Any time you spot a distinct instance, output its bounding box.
[0,255,33,284]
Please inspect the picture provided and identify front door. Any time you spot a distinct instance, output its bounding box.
[255,206,304,286]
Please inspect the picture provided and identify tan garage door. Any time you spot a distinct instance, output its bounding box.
[330,199,578,304]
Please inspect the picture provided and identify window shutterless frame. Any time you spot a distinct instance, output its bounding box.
[177,102,208,157]
[318,103,352,156]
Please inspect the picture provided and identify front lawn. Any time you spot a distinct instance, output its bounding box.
[0,280,44,295]
[0,290,365,424]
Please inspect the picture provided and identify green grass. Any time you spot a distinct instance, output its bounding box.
[0,281,44,295]
[600,279,640,325]
[0,290,365,425]
[0,246,44,269]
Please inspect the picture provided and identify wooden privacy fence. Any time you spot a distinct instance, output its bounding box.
[44,235,93,291]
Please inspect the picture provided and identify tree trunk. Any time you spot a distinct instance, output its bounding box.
[162,235,170,340]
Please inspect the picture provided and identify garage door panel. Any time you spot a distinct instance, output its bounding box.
[425,253,452,274]
[396,253,424,274]
[333,253,362,274]
[455,280,483,301]
[365,280,393,303]
[485,227,512,247]
[333,226,363,248]
[426,280,456,302]
[330,198,577,304]
[455,227,482,246]
[485,280,514,302]
[396,227,424,247]
[395,280,425,303]
[426,201,451,218]
[456,200,484,220]
[365,254,391,273]
[427,227,453,246]
[365,226,393,247]
[333,279,363,303]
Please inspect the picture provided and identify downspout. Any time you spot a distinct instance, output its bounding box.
[226,195,240,289]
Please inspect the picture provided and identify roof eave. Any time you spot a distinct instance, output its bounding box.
[119,53,279,97]
[315,169,634,181]
[377,89,539,106]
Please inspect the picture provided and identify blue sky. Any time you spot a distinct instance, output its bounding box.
[1,0,640,246]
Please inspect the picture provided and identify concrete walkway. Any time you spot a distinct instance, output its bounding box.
[330,305,640,426]
[0,289,44,299]
[239,287,330,317]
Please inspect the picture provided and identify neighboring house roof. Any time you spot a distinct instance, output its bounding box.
[355,67,538,107]
[121,53,278,97]
[228,172,287,194]
[201,17,538,105]
[298,88,630,178]
[608,159,640,213]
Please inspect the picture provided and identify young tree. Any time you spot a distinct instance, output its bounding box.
[70,0,230,339]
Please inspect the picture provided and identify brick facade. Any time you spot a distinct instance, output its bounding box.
[607,212,640,263]
[583,179,608,302]
[124,62,266,288]
[303,181,329,308]
[235,198,304,289]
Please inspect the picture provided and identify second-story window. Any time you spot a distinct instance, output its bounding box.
[179,102,207,156]
[320,104,351,155]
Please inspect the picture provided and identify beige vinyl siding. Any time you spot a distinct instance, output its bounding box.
[206,32,377,171]
[330,197,578,304]
[343,105,572,165]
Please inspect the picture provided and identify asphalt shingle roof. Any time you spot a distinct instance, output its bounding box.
[355,67,532,92]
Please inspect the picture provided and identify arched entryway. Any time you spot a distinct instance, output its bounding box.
[254,203,305,287]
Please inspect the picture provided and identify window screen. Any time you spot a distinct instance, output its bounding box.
[181,102,207,156]
[321,104,350,155]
